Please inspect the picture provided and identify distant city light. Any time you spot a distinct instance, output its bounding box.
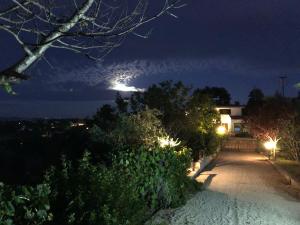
[70,122,85,127]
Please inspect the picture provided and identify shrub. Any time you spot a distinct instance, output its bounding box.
[0,183,52,225]
[109,109,166,148]
[279,118,300,161]
[45,145,192,225]
[45,152,147,225]
[114,145,192,210]
[89,109,167,163]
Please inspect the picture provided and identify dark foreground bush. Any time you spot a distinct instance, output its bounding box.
[46,145,192,225]
[0,183,52,225]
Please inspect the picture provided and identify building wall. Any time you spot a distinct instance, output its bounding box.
[220,114,232,132]
[216,106,244,134]
[231,119,244,133]
[215,107,243,116]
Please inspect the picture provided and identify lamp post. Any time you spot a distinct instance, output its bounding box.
[263,137,279,160]
[216,125,226,150]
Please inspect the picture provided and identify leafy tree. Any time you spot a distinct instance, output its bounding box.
[128,81,221,159]
[130,91,145,113]
[278,96,300,161]
[91,108,166,150]
[193,87,231,106]
[245,96,295,140]
[279,117,300,161]
[115,92,128,114]
[248,88,264,102]
[244,88,264,115]
[93,104,117,132]
[187,92,219,134]
[129,80,191,135]
[184,92,220,160]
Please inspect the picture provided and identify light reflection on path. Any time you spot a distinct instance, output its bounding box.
[172,152,300,225]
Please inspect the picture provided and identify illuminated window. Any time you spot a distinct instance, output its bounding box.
[234,123,242,132]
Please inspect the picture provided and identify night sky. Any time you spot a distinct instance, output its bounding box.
[1,0,300,118]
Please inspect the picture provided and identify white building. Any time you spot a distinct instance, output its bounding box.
[215,105,245,135]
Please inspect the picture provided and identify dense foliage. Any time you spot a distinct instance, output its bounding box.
[41,106,195,225]
[45,146,192,225]
[90,109,167,164]
[192,87,231,106]
[244,89,300,161]
[0,81,225,224]
[129,81,221,161]
[245,95,295,140]
[279,118,300,161]
[0,183,52,225]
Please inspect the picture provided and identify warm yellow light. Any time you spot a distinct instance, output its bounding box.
[264,137,280,160]
[158,136,181,148]
[216,125,226,136]
[264,140,276,150]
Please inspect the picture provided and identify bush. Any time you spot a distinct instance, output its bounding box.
[115,145,192,210]
[45,145,192,225]
[188,131,220,161]
[279,118,300,161]
[109,109,166,148]
[197,132,220,158]
[45,152,148,225]
[0,183,52,225]
[89,109,167,163]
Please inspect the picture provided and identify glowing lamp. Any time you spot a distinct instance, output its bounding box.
[264,140,276,150]
[216,125,226,136]
[158,136,181,148]
[263,137,280,160]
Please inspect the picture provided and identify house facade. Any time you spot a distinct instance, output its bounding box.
[215,105,245,135]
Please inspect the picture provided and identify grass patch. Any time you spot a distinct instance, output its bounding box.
[275,159,300,182]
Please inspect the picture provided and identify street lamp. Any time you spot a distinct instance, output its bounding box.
[263,137,279,160]
[216,125,227,151]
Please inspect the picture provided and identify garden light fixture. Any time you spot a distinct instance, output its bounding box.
[158,135,181,148]
[263,137,280,160]
[216,125,226,136]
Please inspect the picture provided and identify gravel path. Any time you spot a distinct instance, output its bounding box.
[171,151,300,225]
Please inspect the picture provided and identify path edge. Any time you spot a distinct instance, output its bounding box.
[261,153,300,190]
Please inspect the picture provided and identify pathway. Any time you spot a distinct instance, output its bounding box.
[171,151,300,225]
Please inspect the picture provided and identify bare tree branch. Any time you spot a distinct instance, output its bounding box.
[0,0,185,88]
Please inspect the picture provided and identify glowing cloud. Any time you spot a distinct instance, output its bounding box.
[109,81,145,92]
[46,57,258,92]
